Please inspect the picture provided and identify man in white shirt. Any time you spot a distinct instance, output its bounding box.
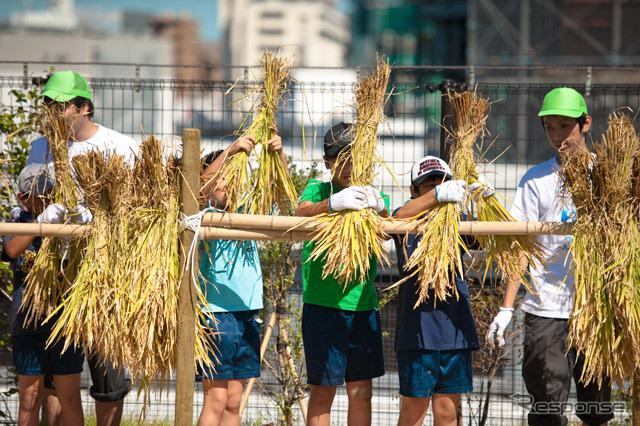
[487,88,612,426]
[27,70,135,426]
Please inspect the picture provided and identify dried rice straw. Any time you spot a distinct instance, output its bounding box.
[561,111,640,388]
[23,104,81,325]
[46,136,214,413]
[393,89,545,306]
[306,58,391,286]
[214,50,297,214]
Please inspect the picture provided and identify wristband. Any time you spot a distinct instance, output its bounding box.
[499,307,515,312]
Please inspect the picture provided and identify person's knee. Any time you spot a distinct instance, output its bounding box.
[19,392,41,412]
[224,394,242,414]
[347,386,372,404]
[433,405,458,424]
[310,386,337,407]
[346,381,373,408]
[431,393,460,424]
[400,397,429,420]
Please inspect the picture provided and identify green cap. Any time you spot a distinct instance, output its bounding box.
[41,71,92,102]
[538,87,587,118]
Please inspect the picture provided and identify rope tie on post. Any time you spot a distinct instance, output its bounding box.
[179,208,209,284]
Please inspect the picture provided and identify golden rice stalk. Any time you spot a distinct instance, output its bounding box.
[307,58,391,287]
[562,111,640,387]
[23,104,81,325]
[214,50,297,213]
[398,89,545,305]
[398,204,465,305]
[243,50,298,215]
[47,136,214,413]
[451,89,546,291]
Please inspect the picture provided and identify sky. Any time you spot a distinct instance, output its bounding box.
[0,0,221,40]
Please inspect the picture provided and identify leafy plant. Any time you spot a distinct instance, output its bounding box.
[257,159,319,426]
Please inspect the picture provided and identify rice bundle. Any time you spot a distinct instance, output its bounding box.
[452,90,546,291]
[214,50,297,214]
[46,136,213,409]
[306,59,391,286]
[561,111,640,388]
[23,105,81,324]
[395,89,545,305]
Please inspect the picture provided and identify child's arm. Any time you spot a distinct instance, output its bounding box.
[3,235,36,259]
[486,255,526,347]
[393,188,438,219]
[296,199,331,217]
[199,136,255,210]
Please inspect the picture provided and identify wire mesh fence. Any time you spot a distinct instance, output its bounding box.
[0,64,638,424]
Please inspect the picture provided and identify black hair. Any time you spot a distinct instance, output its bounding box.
[201,150,224,173]
[71,97,94,119]
[43,96,95,119]
[540,113,588,133]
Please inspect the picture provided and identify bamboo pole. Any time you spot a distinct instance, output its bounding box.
[202,212,573,236]
[0,219,574,239]
[176,128,200,426]
[239,311,277,417]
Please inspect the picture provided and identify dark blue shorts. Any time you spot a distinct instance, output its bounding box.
[302,303,385,386]
[12,335,84,376]
[197,310,261,380]
[397,348,473,398]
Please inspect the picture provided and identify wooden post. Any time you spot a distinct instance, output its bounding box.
[633,370,640,426]
[176,128,201,425]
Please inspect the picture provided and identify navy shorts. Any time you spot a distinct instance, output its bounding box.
[397,348,473,398]
[197,310,261,380]
[302,303,385,386]
[12,335,84,376]
[42,354,131,402]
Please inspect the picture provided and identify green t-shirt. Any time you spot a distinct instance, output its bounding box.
[300,179,390,311]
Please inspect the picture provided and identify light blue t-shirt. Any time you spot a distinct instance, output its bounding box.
[198,238,264,313]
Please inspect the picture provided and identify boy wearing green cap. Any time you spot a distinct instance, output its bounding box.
[487,88,613,426]
[26,70,136,426]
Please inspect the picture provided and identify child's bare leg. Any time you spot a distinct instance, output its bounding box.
[346,379,373,426]
[42,387,62,426]
[397,396,430,426]
[18,374,44,426]
[199,379,229,426]
[219,379,246,426]
[308,384,337,426]
[95,400,123,426]
[52,374,83,426]
[431,393,460,426]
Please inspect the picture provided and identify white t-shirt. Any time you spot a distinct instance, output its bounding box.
[26,124,139,166]
[510,157,576,319]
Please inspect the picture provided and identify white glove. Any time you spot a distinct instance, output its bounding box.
[329,186,367,211]
[363,186,386,213]
[37,203,67,224]
[468,174,495,198]
[70,204,93,224]
[486,307,514,347]
[10,207,24,221]
[435,180,467,203]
